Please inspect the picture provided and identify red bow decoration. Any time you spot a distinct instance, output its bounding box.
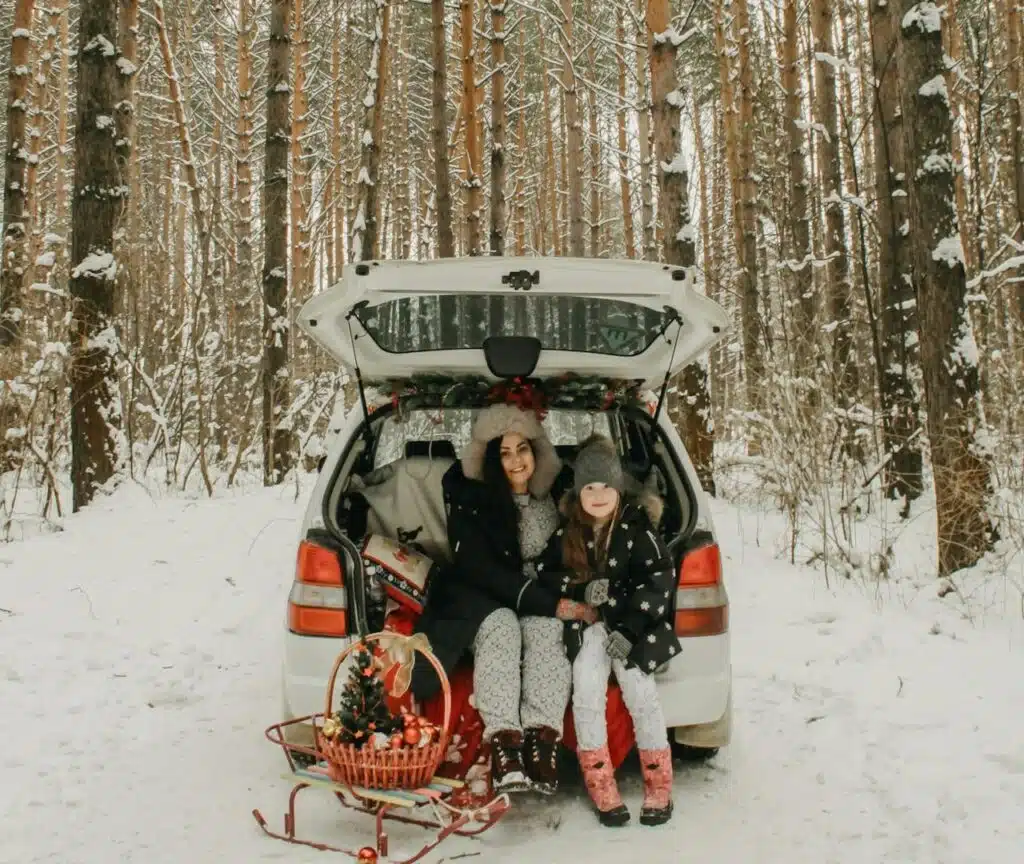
[488,377,549,419]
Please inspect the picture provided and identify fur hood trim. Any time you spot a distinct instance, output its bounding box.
[460,403,562,498]
[559,481,664,527]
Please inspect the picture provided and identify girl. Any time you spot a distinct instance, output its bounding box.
[537,435,680,827]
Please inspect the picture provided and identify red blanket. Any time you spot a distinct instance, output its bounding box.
[382,607,635,789]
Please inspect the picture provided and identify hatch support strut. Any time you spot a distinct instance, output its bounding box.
[651,310,683,426]
[345,308,375,450]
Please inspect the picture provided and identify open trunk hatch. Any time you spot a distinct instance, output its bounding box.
[298,257,728,389]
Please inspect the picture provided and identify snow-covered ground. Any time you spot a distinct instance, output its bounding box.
[1,478,1022,864]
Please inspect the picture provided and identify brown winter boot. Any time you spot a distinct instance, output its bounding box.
[578,746,630,827]
[638,748,674,826]
[488,729,531,794]
[523,726,561,795]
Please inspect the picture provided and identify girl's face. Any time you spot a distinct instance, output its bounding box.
[580,482,619,523]
[500,432,535,494]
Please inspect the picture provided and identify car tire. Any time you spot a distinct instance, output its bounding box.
[671,741,719,763]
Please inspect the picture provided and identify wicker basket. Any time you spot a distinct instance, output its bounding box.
[316,632,451,790]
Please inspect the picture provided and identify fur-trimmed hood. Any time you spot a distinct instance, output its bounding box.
[459,403,562,498]
[559,480,664,527]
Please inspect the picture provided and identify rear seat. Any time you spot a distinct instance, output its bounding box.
[347,444,455,563]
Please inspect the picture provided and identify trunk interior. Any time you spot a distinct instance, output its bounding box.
[320,391,698,635]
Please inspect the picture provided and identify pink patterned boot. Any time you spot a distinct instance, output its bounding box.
[577,746,630,827]
[638,748,674,826]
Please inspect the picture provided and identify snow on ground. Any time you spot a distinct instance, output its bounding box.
[1,478,1022,864]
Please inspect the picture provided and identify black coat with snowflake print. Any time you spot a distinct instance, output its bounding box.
[535,498,682,673]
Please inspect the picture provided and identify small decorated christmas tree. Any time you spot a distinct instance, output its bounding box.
[335,645,400,745]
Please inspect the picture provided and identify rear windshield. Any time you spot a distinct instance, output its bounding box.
[355,294,673,357]
[374,408,612,469]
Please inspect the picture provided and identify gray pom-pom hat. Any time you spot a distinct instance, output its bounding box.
[573,435,625,495]
[460,403,562,498]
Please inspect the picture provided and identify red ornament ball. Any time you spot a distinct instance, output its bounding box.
[356,847,378,863]
[403,726,421,746]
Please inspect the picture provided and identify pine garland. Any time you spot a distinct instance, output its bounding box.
[368,373,649,415]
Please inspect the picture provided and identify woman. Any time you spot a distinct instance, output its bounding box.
[410,403,596,795]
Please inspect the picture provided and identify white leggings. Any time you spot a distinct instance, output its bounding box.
[572,623,669,752]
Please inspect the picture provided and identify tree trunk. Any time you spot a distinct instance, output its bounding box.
[870,0,923,507]
[26,4,60,291]
[783,0,816,386]
[636,0,655,260]
[734,0,764,426]
[431,0,455,258]
[811,0,858,425]
[897,0,992,574]
[290,0,310,315]
[262,0,293,485]
[460,0,481,256]
[616,6,636,258]
[693,89,714,308]
[354,0,391,263]
[489,0,507,256]
[1007,0,1024,329]
[54,0,70,232]
[329,0,343,278]
[114,0,139,320]
[236,0,254,291]
[586,0,601,258]
[69,0,124,509]
[0,0,37,347]
[538,21,560,256]
[561,0,584,256]
[514,21,527,255]
[648,0,714,493]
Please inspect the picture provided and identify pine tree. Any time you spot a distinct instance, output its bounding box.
[336,646,399,745]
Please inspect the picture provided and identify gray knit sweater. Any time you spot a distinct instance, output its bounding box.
[514,492,560,576]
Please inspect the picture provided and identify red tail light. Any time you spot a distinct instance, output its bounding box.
[288,539,349,637]
[674,543,728,638]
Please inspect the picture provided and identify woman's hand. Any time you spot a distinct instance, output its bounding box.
[556,599,599,625]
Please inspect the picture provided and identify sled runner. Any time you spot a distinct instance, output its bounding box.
[253,633,511,862]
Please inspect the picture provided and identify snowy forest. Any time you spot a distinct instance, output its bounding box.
[1,0,1023,583]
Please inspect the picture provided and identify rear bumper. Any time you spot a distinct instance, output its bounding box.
[282,630,731,737]
[282,630,353,720]
[653,632,731,729]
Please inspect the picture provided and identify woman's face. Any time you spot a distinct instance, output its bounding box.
[500,432,535,494]
[580,482,619,523]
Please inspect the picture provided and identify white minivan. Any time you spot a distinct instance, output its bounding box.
[283,257,732,760]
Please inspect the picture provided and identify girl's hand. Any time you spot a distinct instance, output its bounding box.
[556,599,599,624]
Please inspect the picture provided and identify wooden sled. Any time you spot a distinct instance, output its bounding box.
[254,715,510,863]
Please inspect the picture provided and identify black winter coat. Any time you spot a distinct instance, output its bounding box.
[409,461,573,700]
[535,497,682,673]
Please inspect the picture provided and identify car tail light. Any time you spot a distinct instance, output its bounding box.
[288,539,348,637]
[674,543,728,637]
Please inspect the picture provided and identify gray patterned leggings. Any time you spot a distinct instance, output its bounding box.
[472,607,571,739]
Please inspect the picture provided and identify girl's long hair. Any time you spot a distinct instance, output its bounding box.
[482,435,530,534]
[561,494,618,581]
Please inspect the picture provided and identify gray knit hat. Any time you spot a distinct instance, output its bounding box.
[573,436,624,494]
